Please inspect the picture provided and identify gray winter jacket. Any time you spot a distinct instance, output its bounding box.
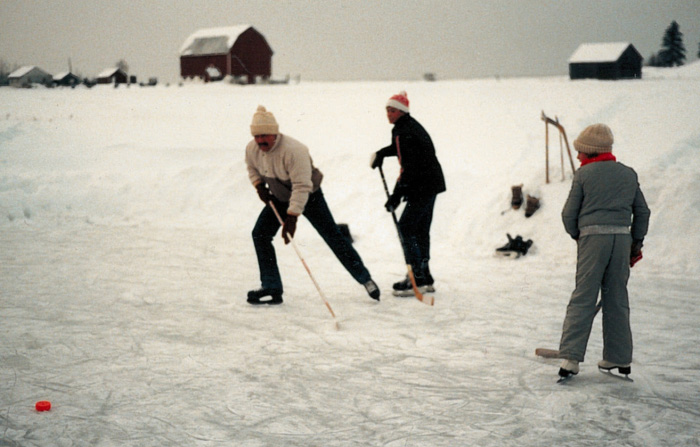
[562,160,650,241]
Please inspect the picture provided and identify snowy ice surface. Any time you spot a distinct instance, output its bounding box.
[2,65,700,446]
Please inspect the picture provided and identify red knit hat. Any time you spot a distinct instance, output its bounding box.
[386,91,410,113]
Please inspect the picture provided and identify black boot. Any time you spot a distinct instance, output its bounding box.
[393,270,435,293]
[247,288,283,305]
[363,279,380,301]
[393,276,412,291]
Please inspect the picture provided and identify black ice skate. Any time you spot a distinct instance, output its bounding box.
[247,288,283,305]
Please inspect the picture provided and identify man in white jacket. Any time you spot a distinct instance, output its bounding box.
[245,106,380,305]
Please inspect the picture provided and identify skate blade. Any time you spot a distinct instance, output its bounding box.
[557,373,577,384]
[599,367,634,382]
[392,285,435,297]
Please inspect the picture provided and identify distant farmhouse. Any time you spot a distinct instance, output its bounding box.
[97,67,128,85]
[179,25,273,83]
[53,72,81,87]
[8,66,52,88]
[569,42,643,80]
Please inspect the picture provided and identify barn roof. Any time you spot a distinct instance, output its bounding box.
[569,42,634,63]
[180,25,253,56]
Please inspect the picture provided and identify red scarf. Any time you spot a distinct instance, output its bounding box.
[580,152,616,167]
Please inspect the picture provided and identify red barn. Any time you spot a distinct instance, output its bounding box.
[180,25,273,83]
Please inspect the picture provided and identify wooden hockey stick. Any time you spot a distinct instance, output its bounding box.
[269,201,339,329]
[378,166,434,306]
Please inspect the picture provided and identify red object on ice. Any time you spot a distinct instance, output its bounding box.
[35,401,51,411]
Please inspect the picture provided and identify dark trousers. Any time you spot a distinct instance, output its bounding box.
[252,189,371,291]
[398,194,437,275]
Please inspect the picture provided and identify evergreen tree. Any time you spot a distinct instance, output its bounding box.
[658,21,686,67]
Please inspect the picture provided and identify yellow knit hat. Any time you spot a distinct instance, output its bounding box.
[250,105,279,136]
[573,123,614,154]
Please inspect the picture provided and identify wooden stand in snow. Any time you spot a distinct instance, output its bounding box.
[541,111,576,183]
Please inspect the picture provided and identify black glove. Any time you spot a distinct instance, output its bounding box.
[282,214,298,244]
[630,240,643,267]
[385,187,405,212]
[255,183,272,204]
[370,151,384,169]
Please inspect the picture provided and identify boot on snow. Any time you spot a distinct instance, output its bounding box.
[511,184,524,209]
[525,194,540,217]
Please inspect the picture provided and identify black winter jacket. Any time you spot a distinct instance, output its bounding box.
[377,114,446,199]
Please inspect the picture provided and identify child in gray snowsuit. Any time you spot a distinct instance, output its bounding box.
[557,123,650,380]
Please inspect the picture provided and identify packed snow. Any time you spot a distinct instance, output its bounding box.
[2,65,700,446]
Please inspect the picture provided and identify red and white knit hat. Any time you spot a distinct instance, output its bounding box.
[386,91,410,113]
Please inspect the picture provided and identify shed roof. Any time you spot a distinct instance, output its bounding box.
[180,25,252,56]
[9,66,44,78]
[569,42,633,63]
[97,67,124,78]
[53,72,77,81]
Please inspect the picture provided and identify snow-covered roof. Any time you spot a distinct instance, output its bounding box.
[180,25,252,56]
[569,42,634,63]
[53,72,77,81]
[97,67,123,78]
[9,65,41,78]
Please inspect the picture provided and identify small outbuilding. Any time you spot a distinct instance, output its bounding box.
[53,72,82,87]
[97,67,128,85]
[569,42,643,80]
[8,66,53,88]
[179,25,273,83]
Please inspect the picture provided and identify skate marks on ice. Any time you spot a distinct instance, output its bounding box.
[2,227,700,445]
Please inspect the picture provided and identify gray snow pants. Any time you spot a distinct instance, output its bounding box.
[559,233,633,364]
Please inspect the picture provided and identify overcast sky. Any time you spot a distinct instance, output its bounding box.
[2,0,699,82]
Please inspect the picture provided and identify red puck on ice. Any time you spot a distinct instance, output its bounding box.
[35,401,51,411]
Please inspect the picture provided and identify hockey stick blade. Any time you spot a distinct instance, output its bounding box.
[535,348,561,358]
[536,300,602,359]
[406,264,434,306]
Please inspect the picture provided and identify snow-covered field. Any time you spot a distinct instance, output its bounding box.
[2,65,700,446]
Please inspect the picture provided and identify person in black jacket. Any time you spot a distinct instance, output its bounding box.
[371,91,446,293]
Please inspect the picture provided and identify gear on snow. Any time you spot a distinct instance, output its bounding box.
[495,233,533,258]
